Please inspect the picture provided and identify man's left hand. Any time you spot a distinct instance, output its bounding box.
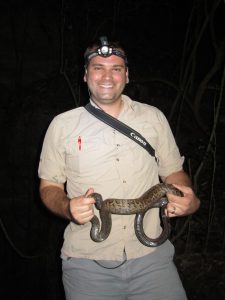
[165,184,200,218]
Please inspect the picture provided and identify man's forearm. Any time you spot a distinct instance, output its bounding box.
[40,186,72,220]
[163,170,192,187]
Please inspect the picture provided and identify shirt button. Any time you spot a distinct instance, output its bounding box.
[123,226,126,230]
[116,158,120,161]
[123,180,126,183]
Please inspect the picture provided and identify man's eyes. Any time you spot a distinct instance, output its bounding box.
[113,68,122,72]
[93,66,102,70]
[93,67,122,72]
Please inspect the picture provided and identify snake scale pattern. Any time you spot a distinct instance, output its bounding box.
[89,183,183,247]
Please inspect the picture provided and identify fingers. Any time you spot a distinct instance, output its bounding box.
[69,188,96,224]
[165,204,178,218]
[166,184,199,217]
[85,187,94,197]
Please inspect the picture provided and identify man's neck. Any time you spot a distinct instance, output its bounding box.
[91,98,124,118]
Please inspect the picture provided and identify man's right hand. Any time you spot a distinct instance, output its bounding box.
[69,188,96,224]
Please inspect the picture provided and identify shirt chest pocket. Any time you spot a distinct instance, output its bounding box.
[65,135,114,175]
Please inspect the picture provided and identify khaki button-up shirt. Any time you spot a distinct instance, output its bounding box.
[38,95,184,260]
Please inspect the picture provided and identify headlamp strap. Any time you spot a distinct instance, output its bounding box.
[85,36,128,64]
[85,103,158,162]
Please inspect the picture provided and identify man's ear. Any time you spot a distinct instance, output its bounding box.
[126,68,129,84]
[83,68,87,82]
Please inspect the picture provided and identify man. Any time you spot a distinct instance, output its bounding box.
[38,36,200,300]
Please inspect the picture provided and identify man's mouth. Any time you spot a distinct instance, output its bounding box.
[99,84,113,88]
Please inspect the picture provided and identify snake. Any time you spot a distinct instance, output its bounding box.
[89,183,183,247]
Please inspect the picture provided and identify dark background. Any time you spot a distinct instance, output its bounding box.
[0,0,225,299]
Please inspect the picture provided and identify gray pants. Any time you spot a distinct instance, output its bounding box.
[62,241,187,300]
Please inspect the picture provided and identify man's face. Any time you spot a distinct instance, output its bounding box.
[84,55,129,106]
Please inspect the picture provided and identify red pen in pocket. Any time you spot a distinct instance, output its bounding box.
[78,136,82,151]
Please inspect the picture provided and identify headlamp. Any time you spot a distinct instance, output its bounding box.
[98,36,112,56]
[84,36,128,65]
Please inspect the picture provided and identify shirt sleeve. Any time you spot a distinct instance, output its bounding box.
[155,110,184,177]
[38,117,66,183]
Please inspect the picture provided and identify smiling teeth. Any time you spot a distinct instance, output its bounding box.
[100,85,113,88]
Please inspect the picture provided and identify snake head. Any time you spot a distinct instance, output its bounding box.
[151,197,168,208]
[159,197,168,207]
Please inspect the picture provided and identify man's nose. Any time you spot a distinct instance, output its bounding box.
[102,69,112,79]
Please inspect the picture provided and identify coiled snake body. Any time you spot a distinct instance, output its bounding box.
[89,183,183,247]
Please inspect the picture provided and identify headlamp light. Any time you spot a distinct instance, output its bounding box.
[84,36,128,65]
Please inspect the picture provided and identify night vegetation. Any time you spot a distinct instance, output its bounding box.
[0,0,224,299]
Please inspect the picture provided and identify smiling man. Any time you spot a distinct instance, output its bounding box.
[83,39,129,116]
[38,36,200,300]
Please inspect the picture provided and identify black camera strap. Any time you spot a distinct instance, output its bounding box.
[85,103,157,161]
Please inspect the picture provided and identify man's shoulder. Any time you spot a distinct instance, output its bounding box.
[123,95,164,116]
[55,106,85,119]
[52,106,86,125]
[47,106,88,132]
